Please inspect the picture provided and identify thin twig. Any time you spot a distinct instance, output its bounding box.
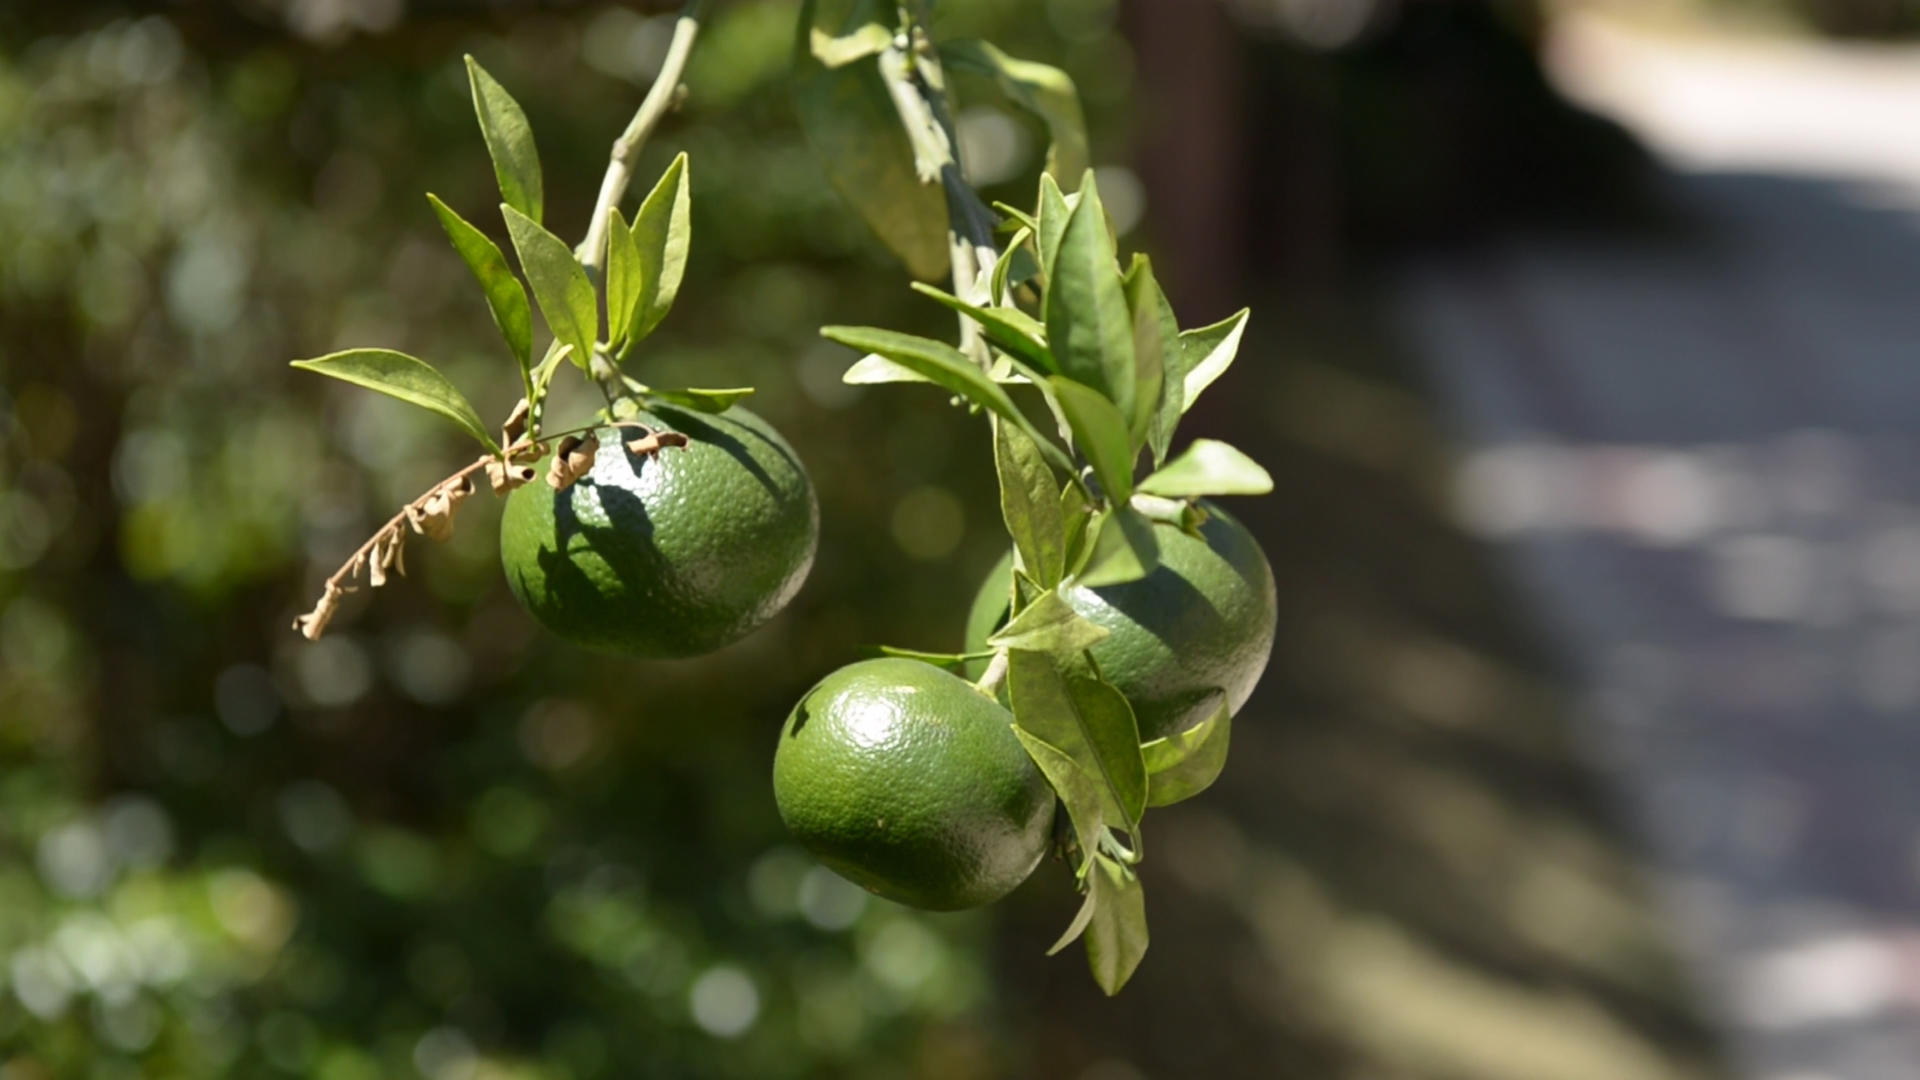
[880,6,998,367]
[577,0,708,280]
[293,419,668,639]
[975,650,1010,696]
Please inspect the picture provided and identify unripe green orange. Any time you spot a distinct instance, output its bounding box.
[499,403,817,657]
[967,504,1276,742]
[774,658,1055,911]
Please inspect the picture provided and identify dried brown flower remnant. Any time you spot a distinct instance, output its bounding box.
[486,456,539,495]
[369,530,405,587]
[407,475,474,541]
[293,581,346,641]
[294,415,688,640]
[547,434,599,491]
[628,430,690,456]
[501,398,531,449]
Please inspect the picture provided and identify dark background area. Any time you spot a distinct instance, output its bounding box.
[4,0,1883,1075]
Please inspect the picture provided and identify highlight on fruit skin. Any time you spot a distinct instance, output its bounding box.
[967,501,1277,743]
[499,402,818,658]
[773,657,1056,912]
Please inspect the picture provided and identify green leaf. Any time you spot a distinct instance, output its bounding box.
[604,207,643,350]
[991,228,1040,305]
[1177,308,1251,415]
[291,349,496,453]
[809,21,892,67]
[502,204,597,373]
[1048,882,1099,954]
[1045,174,1136,422]
[993,201,1039,234]
[912,283,1055,374]
[1010,728,1104,884]
[1142,693,1231,807]
[628,152,692,342]
[425,194,533,390]
[1085,853,1147,995]
[1137,439,1274,498]
[532,340,571,402]
[994,418,1067,588]
[1122,254,1178,459]
[1006,650,1147,830]
[1060,480,1093,575]
[842,354,931,385]
[989,590,1107,655]
[642,387,756,413]
[866,644,993,668]
[941,40,1090,185]
[794,5,949,281]
[821,326,1075,475]
[465,56,543,225]
[1036,173,1072,284]
[1077,505,1159,588]
[1048,376,1136,503]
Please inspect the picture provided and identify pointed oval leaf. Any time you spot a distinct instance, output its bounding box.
[1007,650,1147,830]
[1047,376,1136,503]
[991,227,1040,305]
[1077,505,1159,588]
[1179,308,1251,414]
[1085,853,1148,995]
[502,204,597,372]
[1010,727,1104,887]
[605,207,644,350]
[291,349,496,452]
[995,418,1067,587]
[993,201,1039,234]
[1122,253,1173,455]
[1048,879,1100,954]
[642,386,755,413]
[629,152,692,341]
[1060,480,1094,575]
[465,56,543,224]
[1142,693,1231,807]
[912,282,1056,374]
[1045,173,1136,420]
[821,326,1076,475]
[989,589,1107,655]
[1137,439,1274,498]
[865,644,994,668]
[843,353,933,385]
[1036,173,1072,284]
[426,193,533,388]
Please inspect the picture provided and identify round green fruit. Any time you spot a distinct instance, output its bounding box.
[967,503,1276,743]
[499,403,817,658]
[773,657,1054,911]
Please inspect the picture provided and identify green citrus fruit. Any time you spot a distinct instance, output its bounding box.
[773,657,1055,911]
[499,403,817,657]
[967,503,1276,742]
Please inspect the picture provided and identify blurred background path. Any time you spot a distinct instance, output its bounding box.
[1399,12,1920,1079]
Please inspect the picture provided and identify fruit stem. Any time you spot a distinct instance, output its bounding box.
[974,650,1009,696]
[578,0,707,281]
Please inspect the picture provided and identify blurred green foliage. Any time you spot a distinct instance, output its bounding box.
[0,1,1141,1075]
[0,2,1736,1078]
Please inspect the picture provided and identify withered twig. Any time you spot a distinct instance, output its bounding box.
[293,419,682,640]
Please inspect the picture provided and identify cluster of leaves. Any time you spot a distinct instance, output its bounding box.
[795,0,1090,282]
[285,57,728,636]
[795,0,1268,998]
[824,172,1265,994]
